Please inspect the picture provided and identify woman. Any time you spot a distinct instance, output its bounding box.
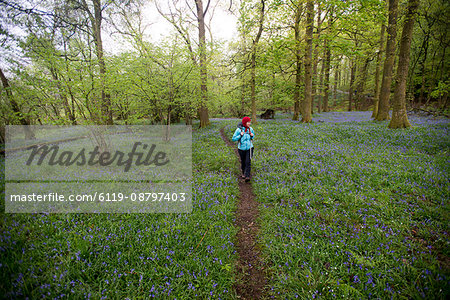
[232,116,255,182]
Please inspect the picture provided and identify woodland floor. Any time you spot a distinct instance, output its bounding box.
[220,127,268,299]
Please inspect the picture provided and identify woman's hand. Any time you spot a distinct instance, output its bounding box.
[240,131,244,136]
[250,132,254,137]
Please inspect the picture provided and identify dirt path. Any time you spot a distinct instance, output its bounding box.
[219,126,267,299]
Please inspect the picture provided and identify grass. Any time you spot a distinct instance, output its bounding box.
[224,111,449,299]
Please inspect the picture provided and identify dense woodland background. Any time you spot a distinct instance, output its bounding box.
[0,0,448,135]
[0,2,449,298]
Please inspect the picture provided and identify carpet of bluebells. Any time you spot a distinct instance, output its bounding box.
[1,112,449,299]
[225,111,449,299]
[0,123,239,299]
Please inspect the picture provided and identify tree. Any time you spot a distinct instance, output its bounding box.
[376,0,399,121]
[333,61,339,107]
[1,0,81,125]
[355,55,372,110]
[302,0,314,123]
[312,3,323,115]
[322,11,333,113]
[195,0,210,128]
[372,22,386,118]
[76,0,113,125]
[21,23,79,125]
[249,0,265,124]
[347,59,356,111]
[0,68,35,139]
[292,0,303,121]
[389,0,419,128]
[408,0,448,109]
[156,0,211,127]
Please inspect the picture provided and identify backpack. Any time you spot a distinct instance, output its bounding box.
[237,122,255,159]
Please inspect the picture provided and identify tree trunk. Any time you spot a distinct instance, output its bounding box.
[302,0,314,123]
[0,68,35,140]
[312,5,322,115]
[184,101,193,125]
[91,0,113,125]
[63,39,77,125]
[333,64,339,106]
[50,68,76,125]
[372,23,386,118]
[338,67,341,91]
[348,61,356,111]
[250,53,258,122]
[356,57,370,110]
[376,0,399,121]
[240,79,246,118]
[322,16,332,113]
[195,0,210,128]
[322,50,331,112]
[250,0,265,124]
[389,0,419,128]
[427,44,440,105]
[440,92,448,110]
[438,38,446,86]
[292,1,303,121]
[68,87,78,125]
[418,34,430,106]
[318,60,324,113]
[270,71,275,107]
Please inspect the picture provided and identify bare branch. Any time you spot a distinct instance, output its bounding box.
[203,0,211,16]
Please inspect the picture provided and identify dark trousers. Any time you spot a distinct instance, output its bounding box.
[238,149,251,178]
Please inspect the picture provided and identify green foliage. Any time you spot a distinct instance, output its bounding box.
[409,0,449,104]
[430,81,449,99]
[2,0,447,123]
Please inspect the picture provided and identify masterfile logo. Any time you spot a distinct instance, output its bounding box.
[26,142,170,172]
[4,125,192,213]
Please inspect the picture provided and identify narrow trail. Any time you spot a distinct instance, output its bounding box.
[219,126,268,299]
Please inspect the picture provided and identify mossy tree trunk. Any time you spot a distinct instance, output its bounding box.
[376,0,399,121]
[302,0,314,123]
[195,0,210,128]
[389,0,419,128]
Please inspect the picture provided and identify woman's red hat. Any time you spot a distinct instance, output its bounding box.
[242,116,251,128]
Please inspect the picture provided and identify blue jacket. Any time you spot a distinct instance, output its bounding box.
[232,125,255,150]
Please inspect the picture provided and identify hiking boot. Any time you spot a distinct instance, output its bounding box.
[245,177,250,182]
